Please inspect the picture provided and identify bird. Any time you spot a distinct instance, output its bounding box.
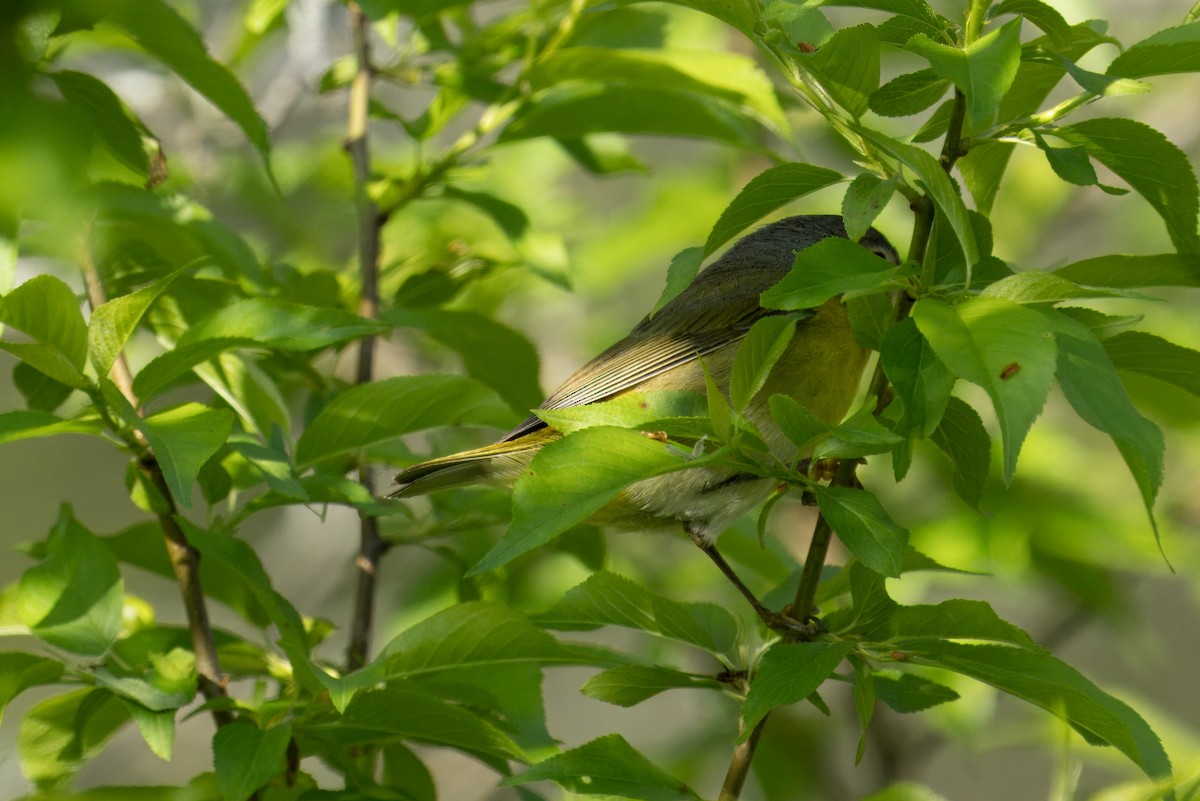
[390,214,900,628]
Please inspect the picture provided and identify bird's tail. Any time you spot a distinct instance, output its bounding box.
[388,429,553,498]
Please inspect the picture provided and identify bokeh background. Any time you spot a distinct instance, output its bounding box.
[2,0,1198,798]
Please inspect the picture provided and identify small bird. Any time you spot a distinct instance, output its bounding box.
[391,215,900,625]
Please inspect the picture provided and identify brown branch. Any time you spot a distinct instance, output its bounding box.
[344,1,388,673]
[79,242,232,727]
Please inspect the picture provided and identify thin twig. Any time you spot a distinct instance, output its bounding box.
[79,242,232,727]
[719,714,769,801]
[344,1,388,673]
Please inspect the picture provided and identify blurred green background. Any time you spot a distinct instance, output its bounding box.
[1,0,1198,798]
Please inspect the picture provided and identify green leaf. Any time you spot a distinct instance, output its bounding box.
[880,317,955,438]
[846,291,898,351]
[815,485,909,577]
[654,0,757,35]
[731,316,799,412]
[1055,119,1200,253]
[874,671,959,712]
[842,174,895,243]
[800,23,880,118]
[530,47,787,131]
[958,140,1013,215]
[741,641,854,735]
[537,390,709,436]
[581,665,719,707]
[891,598,1039,649]
[992,0,1071,45]
[179,518,313,661]
[50,70,150,176]
[19,506,123,656]
[911,297,1056,483]
[92,648,197,712]
[101,0,271,162]
[470,426,706,574]
[1107,21,1200,79]
[907,19,1023,131]
[813,406,903,459]
[702,163,844,257]
[179,297,387,351]
[311,686,525,761]
[1033,131,1101,187]
[212,721,291,801]
[94,183,264,283]
[814,0,948,36]
[1054,253,1200,288]
[770,393,831,451]
[652,246,704,313]
[141,403,235,509]
[0,275,88,388]
[0,410,105,446]
[502,733,702,799]
[929,397,991,509]
[295,375,511,465]
[0,212,15,337]
[1103,331,1200,398]
[89,268,185,379]
[124,701,175,761]
[851,656,875,763]
[312,603,616,713]
[907,642,1172,783]
[384,308,542,416]
[981,269,1147,303]
[868,69,949,117]
[501,85,775,150]
[13,362,73,413]
[760,237,904,311]
[854,125,978,268]
[441,188,570,288]
[19,688,131,789]
[1044,311,1165,542]
[0,653,64,724]
[534,571,738,654]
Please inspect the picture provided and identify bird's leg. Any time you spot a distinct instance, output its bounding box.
[684,523,816,638]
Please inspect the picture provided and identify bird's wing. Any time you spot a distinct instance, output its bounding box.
[501,298,814,442]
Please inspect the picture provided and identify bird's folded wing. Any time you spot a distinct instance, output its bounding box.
[502,302,814,442]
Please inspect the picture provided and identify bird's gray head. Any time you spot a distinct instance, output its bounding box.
[716,214,901,273]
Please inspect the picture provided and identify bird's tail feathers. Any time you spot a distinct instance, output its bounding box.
[388,434,548,498]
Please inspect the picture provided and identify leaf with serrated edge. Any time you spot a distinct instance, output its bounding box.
[912,297,1056,483]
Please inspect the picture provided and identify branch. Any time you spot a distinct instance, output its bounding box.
[344,1,388,673]
[79,242,232,728]
[719,714,769,801]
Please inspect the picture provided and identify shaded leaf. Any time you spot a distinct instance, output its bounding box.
[385,308,542,415]
[1103,331,1200,398]
[534,571,738,654]
[213,721,291,801]
[141,403,236,509]
[911,297,1056,482]
[1056,118,1200,253]
[929,397,991,509]
[703,164,844,257]
[470,427,711,574]
[907,642,1172,783]
[741,642,854,735]
[296,375,511,465]
[816,485,909,576]
[18,688,130,789]
[582,665,719,707]
[18,507,123,656]
[760,237,904,311]
[502,733,702,799]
